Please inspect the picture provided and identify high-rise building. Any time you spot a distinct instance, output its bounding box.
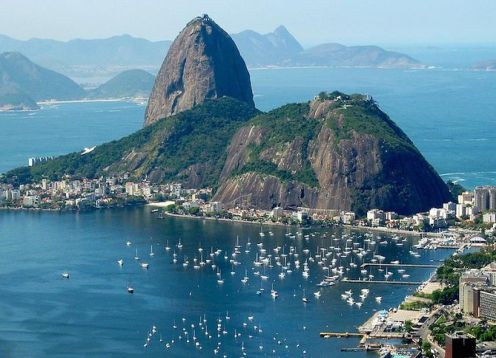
[459,270,488,313]
[480,290,496,321]
[445,332,476,358]
[475,186,496,211]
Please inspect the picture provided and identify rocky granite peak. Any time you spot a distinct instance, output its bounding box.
[144,14,255,126]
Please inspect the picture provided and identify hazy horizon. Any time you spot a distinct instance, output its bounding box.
[1,0,495,47]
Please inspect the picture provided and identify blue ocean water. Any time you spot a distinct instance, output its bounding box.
[0,101,145,174]
[1,68,495,188]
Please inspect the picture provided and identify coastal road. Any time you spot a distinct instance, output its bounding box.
[418,307,445,358]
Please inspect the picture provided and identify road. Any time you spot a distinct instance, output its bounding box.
[418,307,445,358]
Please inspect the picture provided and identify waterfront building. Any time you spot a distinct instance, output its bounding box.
[295,210,309,224]
[22,195,40,208]
[271,206,283,220]
[125,182,140,196]
[340,211,356,225]
[207,201,223,213]
[445,332,476,358]
[385,211,398,221]
[367,209,385,222]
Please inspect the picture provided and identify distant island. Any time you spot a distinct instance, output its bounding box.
[0,25,423,80]
[0,52,154,110]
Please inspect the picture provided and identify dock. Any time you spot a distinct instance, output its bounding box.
[320,332,407,339]
[341,278,422,285]
[360,263,438,269]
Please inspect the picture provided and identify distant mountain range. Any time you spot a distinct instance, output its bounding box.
[0,26,423,77]
[0,52,155,110]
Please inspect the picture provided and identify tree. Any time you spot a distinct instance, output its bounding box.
[422,341,433,358]
[404,320,413,333]
[188,206,200,215]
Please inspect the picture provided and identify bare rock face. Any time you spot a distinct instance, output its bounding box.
[144,15,255,126]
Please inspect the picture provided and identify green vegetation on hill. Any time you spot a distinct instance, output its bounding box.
[447,180,466,202]
[233,102,320,187]
[88,69,155,99]
[321,91,414,150]
[3,98,258,185]
[149,99,259,186]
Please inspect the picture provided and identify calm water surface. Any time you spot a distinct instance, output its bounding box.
[0,208,452,356]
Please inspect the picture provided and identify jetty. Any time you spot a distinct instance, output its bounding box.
[360,263,438,269]
[341,278,422,285]
[320,332,407,339]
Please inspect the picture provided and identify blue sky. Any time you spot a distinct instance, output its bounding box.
[1,0,495,46]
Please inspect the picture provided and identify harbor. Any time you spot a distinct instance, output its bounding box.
[0,207,459,356]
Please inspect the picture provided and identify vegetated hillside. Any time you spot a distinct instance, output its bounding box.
[87,69,155,99]
[0,52,85,101]
[4,98,259,188]
[213,91,450,215]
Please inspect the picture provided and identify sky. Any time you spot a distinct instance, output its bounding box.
[1,0,495,46]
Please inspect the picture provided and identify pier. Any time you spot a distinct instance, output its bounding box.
[341,278,422,285]
[360,263,438,269]
[320,332,407,339]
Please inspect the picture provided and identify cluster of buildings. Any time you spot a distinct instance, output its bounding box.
[2,173,496,233]
[28,156,54,167]
[361,186,496,233]
[0,177,211,211]
[459,262,496,321]
[457,186,496,223]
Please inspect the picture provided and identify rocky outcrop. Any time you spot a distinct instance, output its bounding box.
[214,93,451,215]
[144,15,254,126]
